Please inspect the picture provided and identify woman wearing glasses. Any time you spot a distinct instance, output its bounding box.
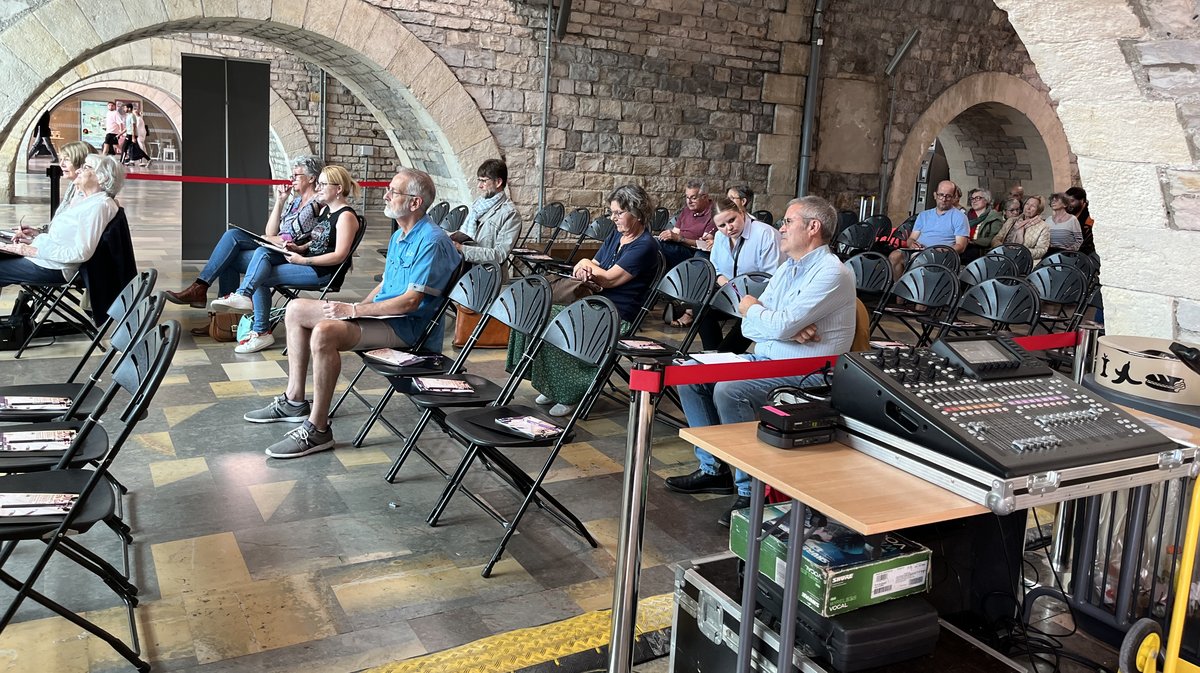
[167,155,323,310]
[990,194,1050,265]
[508,184,661,417]
[209,165,361,353]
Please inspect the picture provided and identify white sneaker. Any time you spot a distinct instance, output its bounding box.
[234,331,275,354]
[535,393,553,405]
[548,403,576,417]
[212,293,253,313]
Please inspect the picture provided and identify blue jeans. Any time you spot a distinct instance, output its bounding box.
[197,229,259,295]
[0,257,69,287]
[677,355,821,496]
[237,247,325,332]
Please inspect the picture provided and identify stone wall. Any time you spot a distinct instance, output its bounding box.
[808,0,1061,214]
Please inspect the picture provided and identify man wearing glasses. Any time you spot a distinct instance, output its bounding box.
[888,179,969,278]
[658,179,717,269]
[454,159,522,277]
[247,168,462,459]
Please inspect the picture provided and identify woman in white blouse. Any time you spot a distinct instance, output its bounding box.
[0,154,123,286]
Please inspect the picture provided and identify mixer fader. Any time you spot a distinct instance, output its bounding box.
[831,337,1175,477]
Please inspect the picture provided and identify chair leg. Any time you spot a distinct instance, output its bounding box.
[329,363,369,417]
[351,387,397,448]
[427,444,482,526]
[479,447,597,547]
[56,537,139,600]
[385,409,434,483]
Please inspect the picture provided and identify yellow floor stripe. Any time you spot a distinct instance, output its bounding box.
[366,593,675,673]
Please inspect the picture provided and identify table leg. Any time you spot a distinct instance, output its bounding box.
[607,379,659,673]
[736,478,766,673]
[776,499,808,673]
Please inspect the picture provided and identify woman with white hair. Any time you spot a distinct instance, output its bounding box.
[0,153,123,286]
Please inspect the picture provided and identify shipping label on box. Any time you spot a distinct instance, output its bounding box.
[729,504,931,617]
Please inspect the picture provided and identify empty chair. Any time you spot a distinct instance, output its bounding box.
[871,263,959,345]
[512,207,589,273]
[440,205,469,233]
[991,243,1034,275]
[959,253,1018,286]
[1027,263,1090,333]
[751,209,774,226]
[430,296,622,577]
[846,252,893,302]
[514,201,564,250]
[1038,250,1096,285]
[384,275,553,486]
[651,207,672,233]
[908,244,961,273]
[427,201,451,226]
[541,216,614,273]
[941,276,1041,337]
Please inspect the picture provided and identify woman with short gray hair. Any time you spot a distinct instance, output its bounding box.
[0,153,123,286]
[167,154,324,316]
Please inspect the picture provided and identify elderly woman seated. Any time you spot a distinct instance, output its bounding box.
[0,153,124,287]
[506,183,661,417]
[991,194,1050,265]
[207,165,362,353]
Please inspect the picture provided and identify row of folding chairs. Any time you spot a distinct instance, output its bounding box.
[0,270,181,672]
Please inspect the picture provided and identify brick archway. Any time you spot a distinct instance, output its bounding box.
[888,72,1072,223]
[0,1,498,204]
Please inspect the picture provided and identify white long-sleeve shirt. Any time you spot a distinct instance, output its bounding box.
[29,192,118,275]
[709,218,783,280]
[742,245,857,359]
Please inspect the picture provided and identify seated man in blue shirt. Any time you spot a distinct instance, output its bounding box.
[246,168,462,459]
[887,179,969,278]
[666,195,858,526]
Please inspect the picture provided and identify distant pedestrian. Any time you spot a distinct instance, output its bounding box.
[101,101,123,156]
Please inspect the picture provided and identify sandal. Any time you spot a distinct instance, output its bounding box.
[668,310,694,328]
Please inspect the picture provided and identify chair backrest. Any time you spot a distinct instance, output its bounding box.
[487,275,553,336]
[584,216,615,243]
[1039,251,1095,283]
[447,262,502,315]
[846,252,892,294]
[112,320,181,425]
[835,223,877,255]
[891,263,958,309]
[651,207,671,233]
[836,211,858,240]
[992,243,1033,275]
[409,260,467,351]
[442,205,469,233]
[959,254,1017,286]
[953,276,1041,330]
[862,214,893,241]
[1027,263,1089,307]
[68,269,158,383]
[427,201,451,226]
[541,295,622,367]
[655,257,717,309]
[325,215,368,292]
[709,271,772,319]
[751,210,774,226]
[623,248,667,335]
[535,202,565,231]
[909,245,960,273]
[560,208,590,236]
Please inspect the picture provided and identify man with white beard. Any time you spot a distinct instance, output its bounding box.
[245,168,462,459]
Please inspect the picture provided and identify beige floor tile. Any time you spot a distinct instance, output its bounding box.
[149,456,211,488]
[151,532,254,597]
[588,517,676,566]
[133,431,176,458]
[331,555,530,616]
[83,598,195,670]
[0,613,91,673]
[171,349,214,366]
[162,402,216,428]
[546,441,624,483]
[563,576,616,612]
[247,479,297,521]
[210,380,258,398]
[651,438,696,465]
[182,575,337,664]
[578,417,626,436]
[161,373,190,385]
[334,447,392,467]
[222,360,288,381]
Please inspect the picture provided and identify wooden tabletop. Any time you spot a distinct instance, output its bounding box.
[680,422,988,534]
[680,407,1197,536]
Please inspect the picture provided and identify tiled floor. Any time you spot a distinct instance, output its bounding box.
[0,159,1124,673]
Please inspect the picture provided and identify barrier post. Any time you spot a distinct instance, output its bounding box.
[1053,327,1100,576]
[46,164,62,217]
[1073,324,1101,385]
[607,360,662,673]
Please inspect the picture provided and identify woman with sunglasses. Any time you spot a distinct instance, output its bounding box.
[167,155,323,310]
[210,165,361,353]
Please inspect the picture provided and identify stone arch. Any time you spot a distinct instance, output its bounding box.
[0,0,498,204]
[888,72,1072,222]
[934,102,1054,204]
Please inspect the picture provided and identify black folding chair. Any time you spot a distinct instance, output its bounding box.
[991,243,1034,275]
[1028,263,1090,333]
[698,271,772,353]
[751,209,774,226]
[514,201,564,250]
[427,201,451,227]
[273,215,367,326]
[512,208,589,275]
[441,205,469,234]
[538,216,615,275]
[1038,250,1097,287]
[430,296,621,577]
[846,252,893,308]
[937,276,1041,338]
[0,293,166,424]
[959,253,1018,286]
[908,244,961,273]
[0,320,180,673]
[383,276,553,497]
[871,263,959,346]
[650,207,672,234]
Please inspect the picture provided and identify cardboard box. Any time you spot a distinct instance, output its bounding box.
[729,503,931,617]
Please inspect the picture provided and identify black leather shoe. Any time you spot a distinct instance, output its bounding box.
[665,469,735,495]
[718,495,752,527]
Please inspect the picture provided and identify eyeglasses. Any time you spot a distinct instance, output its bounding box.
[934,193,955,200]
[291,173,308,179]
[383,187,421,199]
[610,208,628,218]
[970,196,987,202]
[684,194,704,202]
[316,181,331,188]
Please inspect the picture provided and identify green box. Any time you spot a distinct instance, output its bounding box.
[729,504,931,617]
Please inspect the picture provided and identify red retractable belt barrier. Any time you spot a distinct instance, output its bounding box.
[629,330,1083,393]
[124,173,391,189]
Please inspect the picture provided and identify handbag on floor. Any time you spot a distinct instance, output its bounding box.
[206,312,239,342]
[453,306,510,349]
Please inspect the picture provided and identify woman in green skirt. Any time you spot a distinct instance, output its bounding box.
[507,184,661,416]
